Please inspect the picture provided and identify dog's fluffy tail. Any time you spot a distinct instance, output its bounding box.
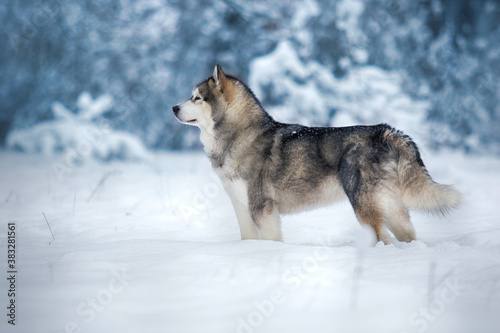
[390,132,463,215]
[401,174,462,215]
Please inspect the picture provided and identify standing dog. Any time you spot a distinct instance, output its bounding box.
[173,65,461,244]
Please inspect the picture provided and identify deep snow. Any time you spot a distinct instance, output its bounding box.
[1,149,499,333]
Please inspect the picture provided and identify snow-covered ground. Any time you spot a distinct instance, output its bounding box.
[1,149,500,333]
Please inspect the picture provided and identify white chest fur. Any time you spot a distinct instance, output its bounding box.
[215,170,249,208]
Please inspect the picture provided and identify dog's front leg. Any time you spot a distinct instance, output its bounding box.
[219,176,259,240]
[251,199,283,242]
[230,198,259,240]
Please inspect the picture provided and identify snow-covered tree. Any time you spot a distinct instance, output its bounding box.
[7,92,149,162]
[1,0,498,153]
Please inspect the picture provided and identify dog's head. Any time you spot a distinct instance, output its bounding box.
[172,64,235,129]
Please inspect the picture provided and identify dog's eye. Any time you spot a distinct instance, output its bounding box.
[194,96,201,102]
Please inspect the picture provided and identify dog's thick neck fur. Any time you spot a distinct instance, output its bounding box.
[201,70,276,173]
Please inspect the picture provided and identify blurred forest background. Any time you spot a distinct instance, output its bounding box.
[1,0,499,155]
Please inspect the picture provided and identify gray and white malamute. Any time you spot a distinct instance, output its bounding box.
[173,65,461,244]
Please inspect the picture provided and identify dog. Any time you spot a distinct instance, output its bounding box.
[172,64,462,244]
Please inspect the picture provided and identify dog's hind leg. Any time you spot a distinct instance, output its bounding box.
[339,154,391,244]
[377,189,416,242]
[339,164,390,244]
[384,208,416,242]
[353,199,391,245]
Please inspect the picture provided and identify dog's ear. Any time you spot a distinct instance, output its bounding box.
[213,64,226,87]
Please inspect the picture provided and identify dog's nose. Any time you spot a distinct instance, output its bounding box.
[172,105,180,115]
